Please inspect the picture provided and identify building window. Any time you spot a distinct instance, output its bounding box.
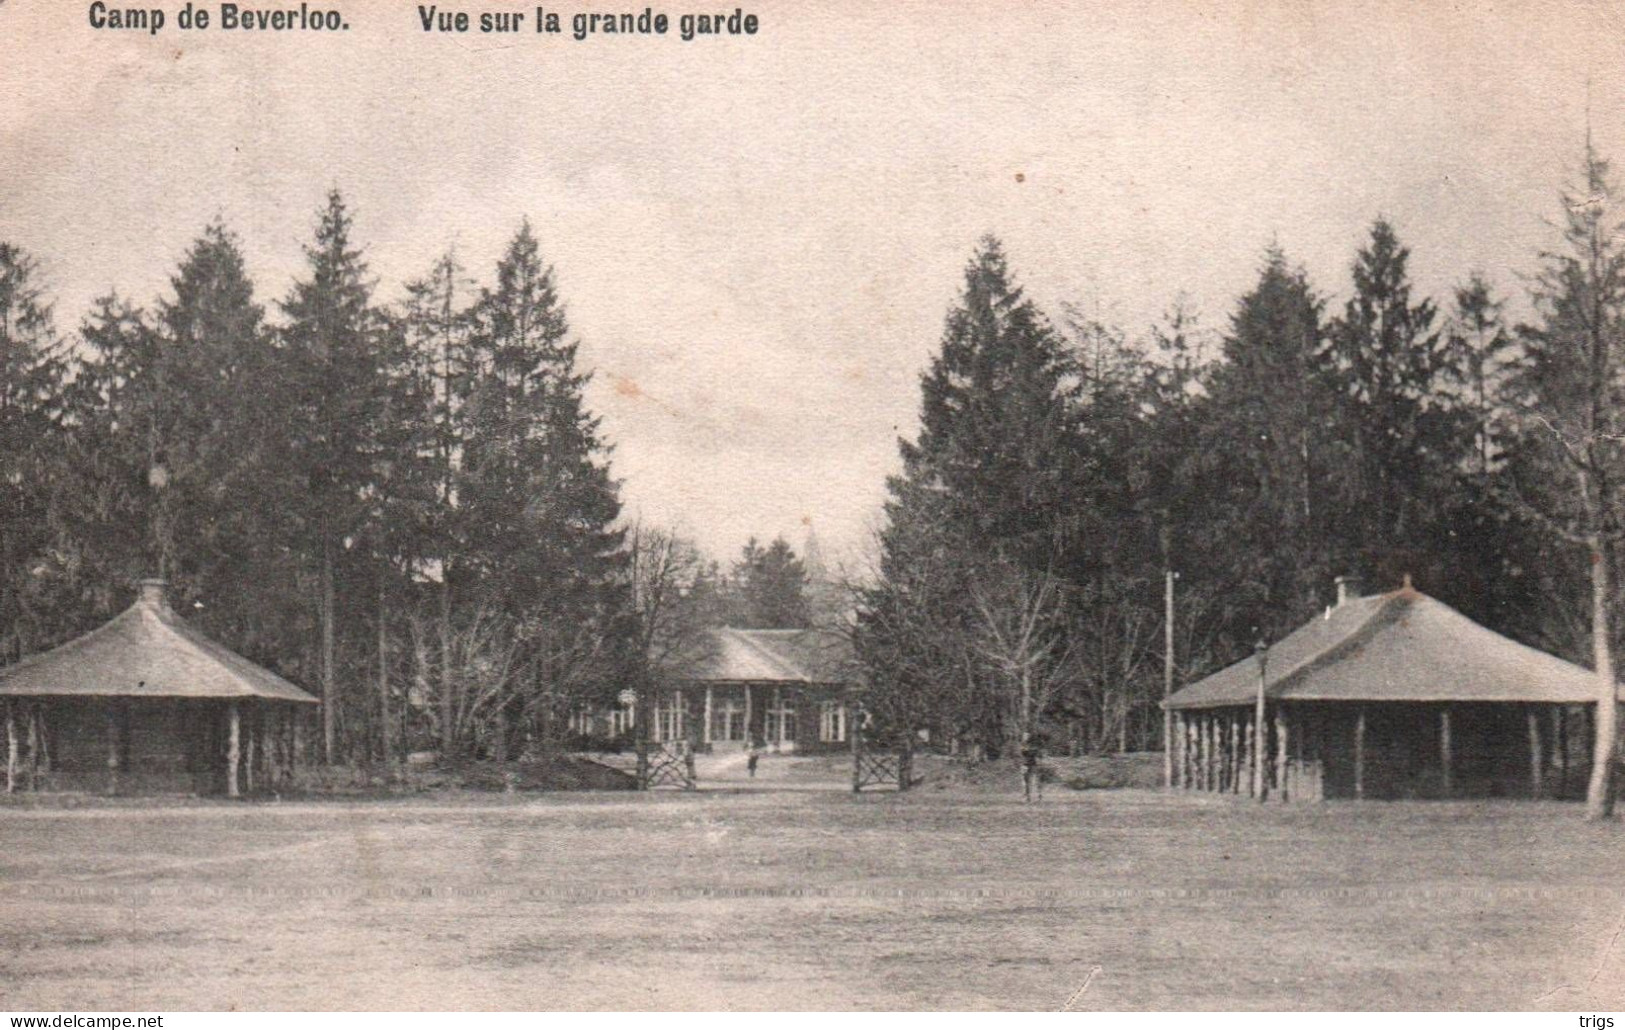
[766,704,798,745]
[609,703,634,737]
[711,696,745,742]
[654,695,685,743]
[820,701,846,743]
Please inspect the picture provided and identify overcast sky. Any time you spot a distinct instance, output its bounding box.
[3,0,1621,568]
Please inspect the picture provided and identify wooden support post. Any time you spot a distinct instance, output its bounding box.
[1208,715,1219,791]
[1211,715,1220,791]
[284,707,296,787]
[774,685,784,751]
[245,706,258,796]
[1182,711,1193,789]
[1179,715,1190,789]
[1439,706,1452,798]
[26,701,40,789]
[292,708,305,769]
[1242,717,1255,797]
[1189,714,1199,789]
[1226,713,1237,793]
[1196,715,1205,791]
[1180,712,1190,789]
[1170,708,1183,789]
[1556,706,1569,797]
[1254,647,1269,803]
[851,712,863,793]
[106,701,121,796]
[1193,714,1202,790]
[1174,714,1184,788]
[1293,705,1306,800]
[263,708,277,790]
[1354,706,1367,801]
[1231,713,1242,794]
[37,701,50,775]
[1196,715,1207,790]
[703,686,713,748]
[1275,707,1289,802]
[226,702,241,800]
[1527,705,1544,799]
[5,700,16,794]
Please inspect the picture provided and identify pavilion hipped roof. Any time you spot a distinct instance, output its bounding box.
[1165,584,1621,710]
[674,627,858,685]
[0,581,317,704]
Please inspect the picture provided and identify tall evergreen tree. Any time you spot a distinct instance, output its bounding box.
[68,294,159,617]
[1192,246,1334,646]
[0,243,68,658]
[1324,219,1451,584]
[861,236,1083,754]
[732,535,811,628]
[1443,274,1517,481]
[462,221,623,610]
[70,222,295,657]
[281,191,395,762]
[460,221,626,746]
[1433,273,1533,630]
[401,249,477,755]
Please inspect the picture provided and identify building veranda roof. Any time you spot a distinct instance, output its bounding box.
[0,580,318,704]
[672,627,859,686]
[1165,584,1622,710]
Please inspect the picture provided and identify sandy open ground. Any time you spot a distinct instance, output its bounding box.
[1,776,1622,1011]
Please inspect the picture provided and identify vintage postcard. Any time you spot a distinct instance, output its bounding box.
[1,0,1623,1015]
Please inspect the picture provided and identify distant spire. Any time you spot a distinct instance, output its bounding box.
[1585,73,1595,161]
[802,521,827,581]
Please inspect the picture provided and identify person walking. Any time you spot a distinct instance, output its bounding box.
[1021,736,1044,803]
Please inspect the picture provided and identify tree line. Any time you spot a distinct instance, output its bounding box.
[4,154,1622,817]
[0,188,838,769]
[1,192,634,766]
[856,148,1625,819]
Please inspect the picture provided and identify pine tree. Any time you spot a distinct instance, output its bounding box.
[861,236,1083,753]
[732,535,811,628]
[1442,274,1517,480]
[1432,273,1530,630]
[0,243,68,658]
[460,221,625,745]
[155,223,293,635]
[1194,246,1334,646]
[401,249,476,756]
[1325,219,1451,583]
[463,222,623,608]
[68,294,159,616]
[281,191,394,763]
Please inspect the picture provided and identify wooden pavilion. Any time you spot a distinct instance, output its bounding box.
[0,579,318,797]
[571,627,858,754]
[663,628,858,753]
[1163,578,1621,801]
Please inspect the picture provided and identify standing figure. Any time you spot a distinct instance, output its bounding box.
[747,740,761,779]
[1021,736,1044,802]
